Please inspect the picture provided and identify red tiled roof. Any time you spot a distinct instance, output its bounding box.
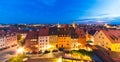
[39,28,49,36]
[75,29,85,38]
[26,31,38,39]
[102,30,120,43]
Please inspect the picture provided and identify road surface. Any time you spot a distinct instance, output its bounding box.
[27,52,63,62]
[0,46,17,62]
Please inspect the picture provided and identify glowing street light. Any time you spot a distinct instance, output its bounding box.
[16,47,24,54]
[47,45,52,49]
[57,56,62,62]
[47,45,54,50]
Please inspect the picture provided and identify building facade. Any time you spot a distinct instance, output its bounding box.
[57,27,74,49]
[0,33,17,50]
[49,27,58,50]
[38,28,50,51]
[94,30,120,52]
[25,31,39,52]
[75,29,86,48]
[71,33,79,50]
[5,33,17,48]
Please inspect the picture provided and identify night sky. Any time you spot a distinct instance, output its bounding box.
[0,0,120,24]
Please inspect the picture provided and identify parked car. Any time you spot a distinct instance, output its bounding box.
[31,51,37,54]
[44,50,50,54]
[38,50,42,54]
[58,48,64,51]
[26,52,31,54]
[52,49,58,52]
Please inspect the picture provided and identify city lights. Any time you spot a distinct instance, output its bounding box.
[16,47,24,54]
[57,57,62,62]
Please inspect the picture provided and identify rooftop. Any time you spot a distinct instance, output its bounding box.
[102,29,120,43]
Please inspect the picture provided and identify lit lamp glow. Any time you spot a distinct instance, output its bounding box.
[17,47,24,54]
[58,56,62,62]
[47,45,54,50]
[47,45,51,49]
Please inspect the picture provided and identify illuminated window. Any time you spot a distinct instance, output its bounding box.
[99,36,101,38]
[102,37,104,39]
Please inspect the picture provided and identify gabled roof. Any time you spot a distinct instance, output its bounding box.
[39,28,49,36]
[26,31,38,39]
[75,28,85,38]
[49,27,57,35]
[102,29,120,43]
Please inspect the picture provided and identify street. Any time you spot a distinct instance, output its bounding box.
[27,52,63,62]
[0,46,17,62]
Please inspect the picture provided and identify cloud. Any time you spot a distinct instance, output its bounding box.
[77,0,120,24]
[80,14,120,20]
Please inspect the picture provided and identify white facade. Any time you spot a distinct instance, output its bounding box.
[0,34,17,49]
[5,34,17,47]
[0,37,5,49]
[38,36,49,51]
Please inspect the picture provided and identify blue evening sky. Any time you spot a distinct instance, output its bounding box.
[0,0,120,24]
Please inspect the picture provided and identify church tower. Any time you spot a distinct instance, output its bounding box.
[72,21,76,28]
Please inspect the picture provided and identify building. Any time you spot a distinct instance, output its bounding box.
[71,33,79,50]
[0,35,5,49]
[5,33,17,48]
[49,27,58,50]
[72,21,76,28]
[25,31,39,53]
[75,29,86,48]
[38,28,50,51]
[57,27,73,49]
[0,32,17,50]
[94,29,120,52]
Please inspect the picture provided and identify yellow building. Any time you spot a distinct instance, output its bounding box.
[94,30,120,52]
[57,28,72,49]
[49,35,58,49]
[49,27,58,50]
[57,34,71,49]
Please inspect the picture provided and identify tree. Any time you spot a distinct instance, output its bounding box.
[17,35,24,46]
[17,35,22,41]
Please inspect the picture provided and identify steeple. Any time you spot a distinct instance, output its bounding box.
[72,21,75,28]
[57,21,61,28]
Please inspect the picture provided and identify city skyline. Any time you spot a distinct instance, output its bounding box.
[0,0,120,24]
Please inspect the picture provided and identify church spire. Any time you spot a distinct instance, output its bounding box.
[72,21,75,28]
[57,21,61,28]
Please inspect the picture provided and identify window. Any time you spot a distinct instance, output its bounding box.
[99,36,101,38]
[102,45,104,46]
[102,37,104,39]
[39,40,41,42]
[106,42,108,45]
